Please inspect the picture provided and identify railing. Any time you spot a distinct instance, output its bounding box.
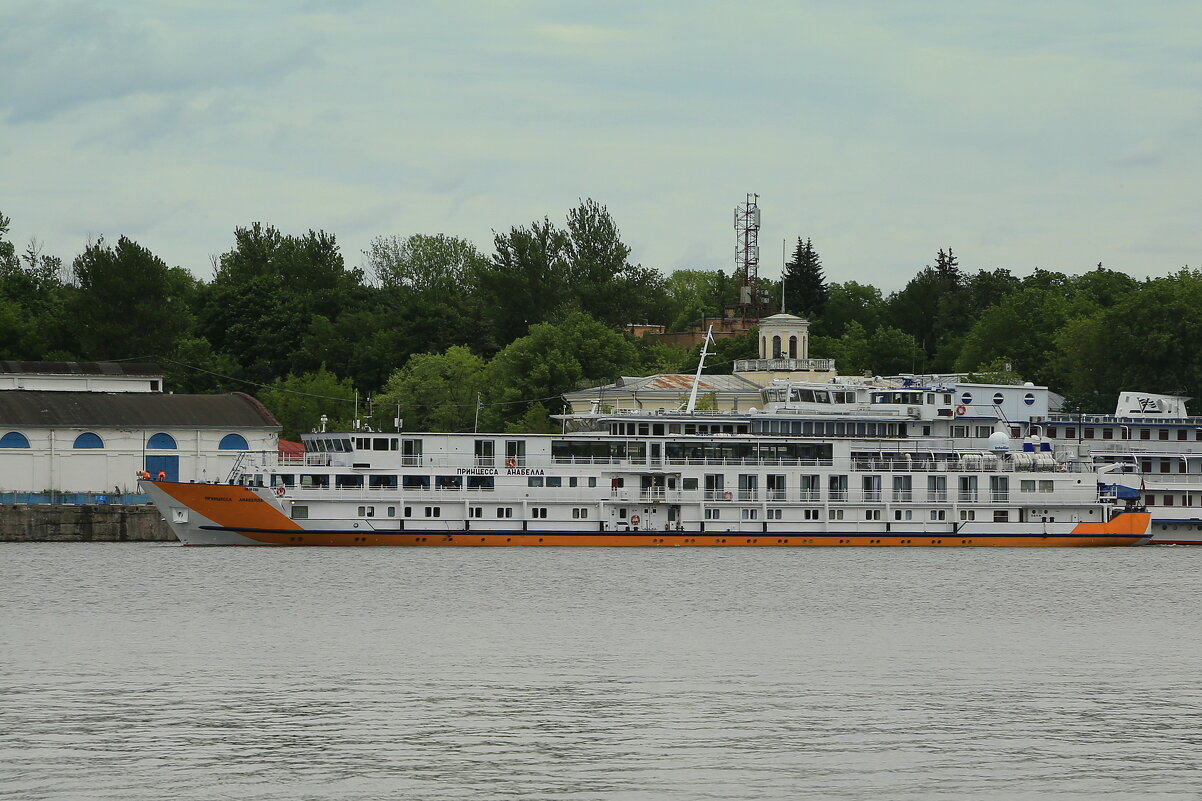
[734,358,836,372]
[0,492,150,505]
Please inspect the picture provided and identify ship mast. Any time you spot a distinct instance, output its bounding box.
[685,325,715,413]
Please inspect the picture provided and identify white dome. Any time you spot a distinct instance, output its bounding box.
[987,431,1011,452]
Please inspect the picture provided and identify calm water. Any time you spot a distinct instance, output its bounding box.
[2,544,1201,800]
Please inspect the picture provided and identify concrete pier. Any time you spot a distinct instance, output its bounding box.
[0,505,175,542]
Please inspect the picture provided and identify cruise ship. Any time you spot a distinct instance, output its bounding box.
[140,374,1150,547]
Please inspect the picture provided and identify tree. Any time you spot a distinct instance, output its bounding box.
[200,223,367,383]
[564,198,667,327]
[71,236,196,359]
[814,281,884,337]
[662,269,740,332]
[373,346,487,433]
[473,217,571,344]
[258,366,356,441]
[1055,271,1202,404]
[782,237,827,318]
[955,287,1074,386]
[480,313,640,430]
[364,233,486,296]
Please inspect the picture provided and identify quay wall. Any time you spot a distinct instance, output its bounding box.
[0,505,176,543]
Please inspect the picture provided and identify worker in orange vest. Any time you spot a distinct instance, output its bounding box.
[156,470,166,481]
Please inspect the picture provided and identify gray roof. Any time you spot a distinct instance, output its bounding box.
[0,360,162,376]
[0,391,279,429]
[564,373,762,399]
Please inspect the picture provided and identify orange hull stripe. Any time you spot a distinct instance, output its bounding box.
[203,531,1144,547]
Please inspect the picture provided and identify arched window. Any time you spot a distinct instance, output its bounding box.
[772,335,782,358]
[789,336,798,359]
[219,433,249,450]
[73,432,104,449]
[147,433,177,449]
[0,431,29,448]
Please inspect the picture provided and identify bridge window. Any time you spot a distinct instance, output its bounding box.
[0,432,29,448]
[218,433,249,450]
[73,432,104,449]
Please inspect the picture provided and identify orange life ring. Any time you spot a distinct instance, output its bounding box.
[630,514,641,526]
[274,485,286,497]
[955,404,967,416]
[505,457,517,468]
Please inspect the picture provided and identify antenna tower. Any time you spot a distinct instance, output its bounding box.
[734,193,763,319]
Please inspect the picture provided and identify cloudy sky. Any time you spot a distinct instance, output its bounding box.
[2,1,1200,291]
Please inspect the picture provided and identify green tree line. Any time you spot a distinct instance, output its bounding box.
[0,206,1191,436]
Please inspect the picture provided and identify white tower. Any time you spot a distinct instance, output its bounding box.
[757,313,810,360]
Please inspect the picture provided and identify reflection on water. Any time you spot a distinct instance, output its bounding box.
[2,545,1201,799]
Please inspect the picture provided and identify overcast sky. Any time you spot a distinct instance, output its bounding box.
[3,1,1200,292]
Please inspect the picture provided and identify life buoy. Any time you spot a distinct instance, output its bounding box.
[505,457,517,468]
[275,485,286,497]
[955,404,967,416]
[630,514,640,526]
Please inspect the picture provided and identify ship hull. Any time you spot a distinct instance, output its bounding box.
[142,481,1150,548]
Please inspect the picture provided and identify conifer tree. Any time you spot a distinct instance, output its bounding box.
[782,237,827,318]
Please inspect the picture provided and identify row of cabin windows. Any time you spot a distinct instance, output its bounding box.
[303,505,591,520]
[609,422,752,436]
[1046,426,1202,442]
[1145,494,1197,506]
[752,421,903,437]
[960,392,1037,406]
[528,476,598,488]
[0,432,248,450]
[275,474,498,489]
[701,507,1007,522]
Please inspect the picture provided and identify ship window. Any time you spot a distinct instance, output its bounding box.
[993,393,1004,405]
[683,478,698,490]
[373,438,389,451]
[147,433,176,449]
[588,477,597,488]
[1160,429,1169,441]
[291,505,308,519]
[993,510,1009,522]
[1023,393,1036,405]
[1065,427,1076,438]
[73,432,104,449]
[335,474,363,488]
[1179,430,1188,441]
[569,477,578,487]
[424,506,440,518]
[402,475,430,489]
[930,510,946,520]
[469,507,483,518]
[961,392,973,405]
[404,506,412,516]
[828,509,844,520]
[1084,428,1095,439]
[959,510,976,521]
[467,476,494,490]
[704,508,720,520]
[435,475,462,490]
[546,477,562,488]
[219,433,249,450]
[531,507,548,519]
[528,477,544,487]
[1103,428,1113,439]
[387,506,396,517]
[496,507,513,518]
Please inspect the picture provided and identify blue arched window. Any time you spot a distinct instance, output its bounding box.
[147,433,177,449]
[73,432,104,449]
[218,433,249,450]
[0,432,29,448]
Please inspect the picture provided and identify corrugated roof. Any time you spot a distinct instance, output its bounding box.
[0,360,163,376]
[0,391,279,429]
[564,373,761,398]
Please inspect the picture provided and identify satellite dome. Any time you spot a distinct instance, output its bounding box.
[988,431,1011,452]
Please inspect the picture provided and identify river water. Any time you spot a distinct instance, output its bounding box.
[2,544,1200,800]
